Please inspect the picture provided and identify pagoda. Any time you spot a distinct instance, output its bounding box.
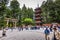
[35,6,42,27]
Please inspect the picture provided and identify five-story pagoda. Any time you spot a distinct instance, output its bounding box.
[35,6,42,27]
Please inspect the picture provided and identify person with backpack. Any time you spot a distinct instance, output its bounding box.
[2,29,6,37]
[44,28,50,40]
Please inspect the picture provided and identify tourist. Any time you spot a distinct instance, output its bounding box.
[25,25,28,30]
[44,28,50,40]
[58,26,60,32]
[20,26,23,31]
[11,27,13,32]
[2,29,6,37]
[56,32,60,40]
[50,24,53,32]
[52,26,60,40]
[52,26,57,40]
[50,26,53,32]
[18,27,21,31]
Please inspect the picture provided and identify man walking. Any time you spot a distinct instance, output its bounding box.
[44,28,50,40]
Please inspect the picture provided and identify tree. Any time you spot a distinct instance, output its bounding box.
[22,4,28,18]
[55,0,60,23]
[0,0,9,28]
[10,0,20,18]
[0,0,9,5]
[22,18,34,25]
[27,8,34,19]
[0,0,35,28]
[5,8,12,18]
[41,0,60,23]
[22,4,34,19]
[0,0,9,18]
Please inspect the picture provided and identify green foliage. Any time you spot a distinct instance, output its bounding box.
[22,4,34,19]
[41,0,60,23]
[27,8,34,19]
[0,0,9,28]
[0,0,9,5]
[0,0,34,28]
[22,4,28,18]
[10,0,20,18]
[8,22,13,28]
[0,19,5,28]
[22,18,34,25]
[10,0,19,9]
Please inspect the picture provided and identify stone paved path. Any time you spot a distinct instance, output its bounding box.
[0,28,53,40]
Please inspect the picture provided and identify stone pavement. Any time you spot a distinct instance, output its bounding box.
[0,28,53,40]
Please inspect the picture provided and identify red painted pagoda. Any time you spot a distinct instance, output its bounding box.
[35,7,42,27]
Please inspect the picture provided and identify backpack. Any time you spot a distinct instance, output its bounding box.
[44,29,50,35]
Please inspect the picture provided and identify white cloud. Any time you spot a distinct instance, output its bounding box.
[8,0,46,9]
[17,0,46,9]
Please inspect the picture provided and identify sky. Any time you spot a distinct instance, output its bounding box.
[10,0,47,9]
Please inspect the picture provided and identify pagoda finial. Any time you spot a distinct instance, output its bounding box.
[37,4,39,7]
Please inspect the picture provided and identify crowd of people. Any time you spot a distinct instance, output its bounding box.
[1,24,60,40]
[44,24,60,40]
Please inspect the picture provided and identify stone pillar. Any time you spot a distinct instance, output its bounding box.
[5,18,11,28]
[15,21,17,28]
[13,22,15,27]
[6,20,9,28]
